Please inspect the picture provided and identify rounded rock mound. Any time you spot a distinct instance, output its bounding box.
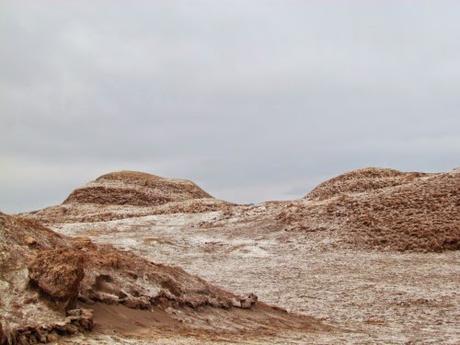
[64,170,212,207]
[305,167,428,201]
[282,168,460,252]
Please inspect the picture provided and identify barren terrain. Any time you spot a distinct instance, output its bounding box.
[2,168,459,344]
[52,207,460,344]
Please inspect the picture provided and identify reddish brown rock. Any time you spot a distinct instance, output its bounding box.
[279,168,460,252]
[64,170,212,207]
[28,248,85,310]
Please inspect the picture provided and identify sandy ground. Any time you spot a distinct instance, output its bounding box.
[51,206,460,345]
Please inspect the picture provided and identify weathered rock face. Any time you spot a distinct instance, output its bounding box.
[279,168,460,252]
[68,236,240,311]
[305,167,428,201]
[28,248,85,310]
[1,308,94,345]
[1,212,277,344]
[64,171,212,206]
[0,213,88,344]
[24,171,233,223]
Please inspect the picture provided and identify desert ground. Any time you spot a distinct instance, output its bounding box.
[1,168,459,344]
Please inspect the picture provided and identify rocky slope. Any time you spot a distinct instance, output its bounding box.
[279,167,460,252]
[0,212,327,345]
[0,213,91,344]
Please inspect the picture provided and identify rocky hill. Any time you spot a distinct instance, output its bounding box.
[25,171,233,223]
[279,167,460,252]
[305,167,429,201]
[64,171,212,206]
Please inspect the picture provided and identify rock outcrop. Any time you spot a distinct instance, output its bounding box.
[24,171,233,223]
[28,248,85,311]
[2,211,320,344]
[279,168,460,252]
[305,167,428,201]
[64,171,212,206]
[2,309,94,345]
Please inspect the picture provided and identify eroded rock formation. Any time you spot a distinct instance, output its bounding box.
[64,170,212,206]
[2,212,302,345]
[278,168,460,252]
[24,171,233,223]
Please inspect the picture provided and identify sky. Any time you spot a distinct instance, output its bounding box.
[1,1,459,213]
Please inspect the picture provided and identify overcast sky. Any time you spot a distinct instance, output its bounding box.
[1,1,459,213]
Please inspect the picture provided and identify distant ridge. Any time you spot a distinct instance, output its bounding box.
[23,167,460,252]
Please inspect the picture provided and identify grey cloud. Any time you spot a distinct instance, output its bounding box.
[1,1,459,212]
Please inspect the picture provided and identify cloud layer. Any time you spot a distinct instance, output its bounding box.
[1,1,459,212]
